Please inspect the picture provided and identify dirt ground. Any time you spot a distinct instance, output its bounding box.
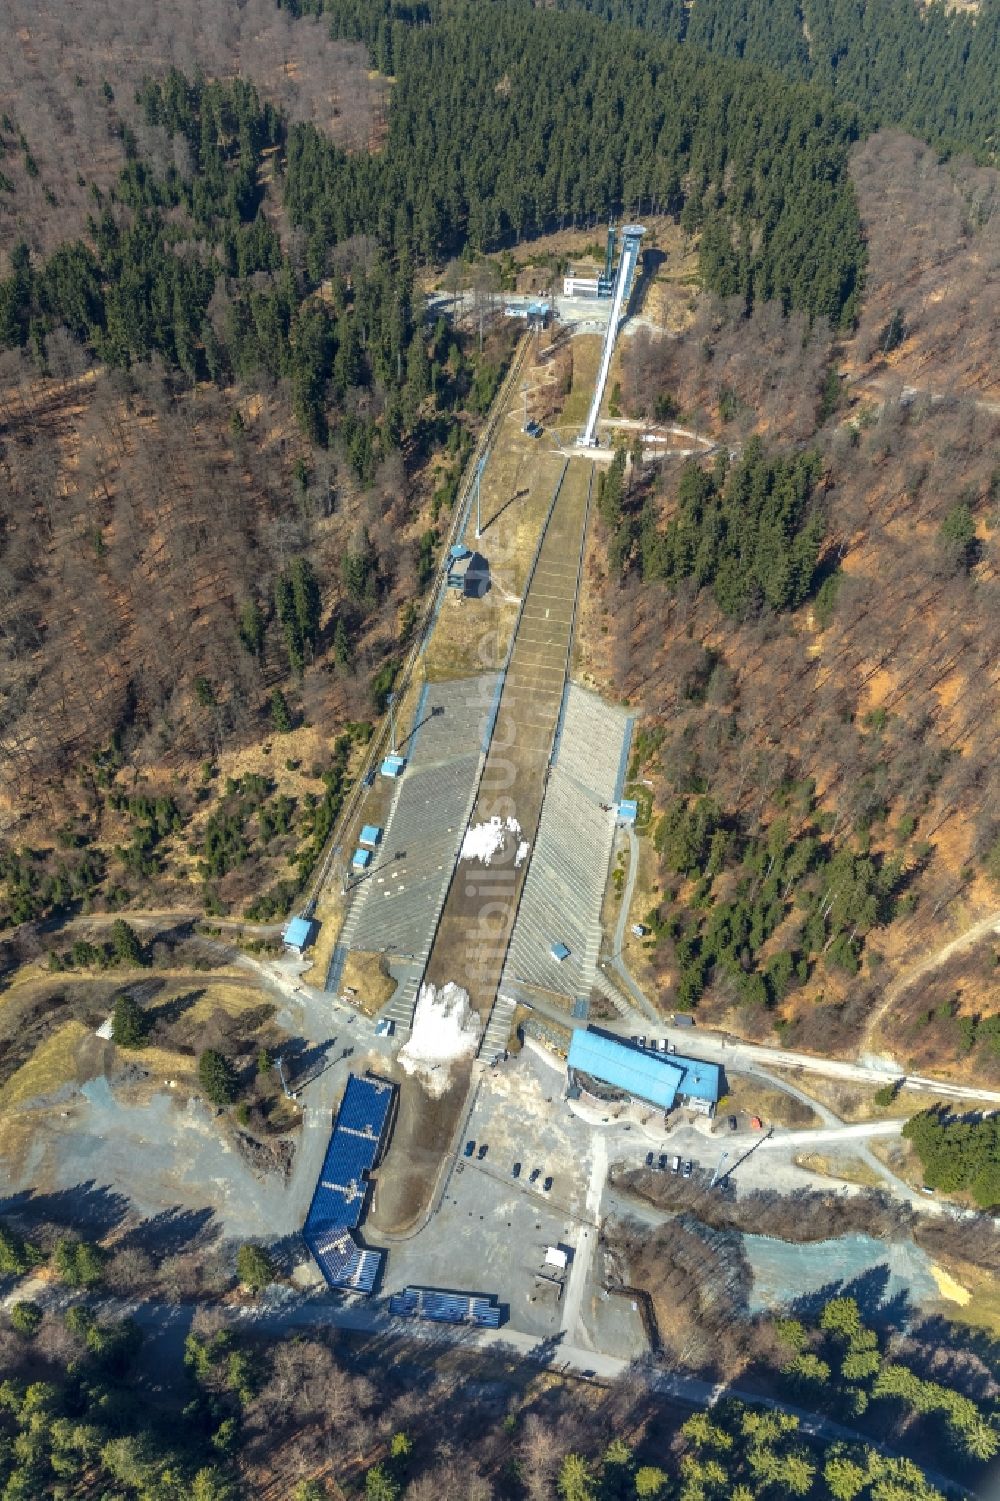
[767,1066,989,1123]
[423,341,570,683]
[792,1151,883,1187]
[367,1063,472,1234]
[719,1074,820,1129]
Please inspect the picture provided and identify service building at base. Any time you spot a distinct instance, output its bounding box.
[567,1028,722,1117]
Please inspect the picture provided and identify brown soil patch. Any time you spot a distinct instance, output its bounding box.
[368,1064,472,1234]
[719,1074,821,1128]
[793,1151,883,1187]
[339,951,397,1015]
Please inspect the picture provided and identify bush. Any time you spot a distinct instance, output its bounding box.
[236,1242,277,1292]
[53,1237,104,1288]
[199,1048,238,1107]
[111,991,148,1048]
[10,1300,42,1337]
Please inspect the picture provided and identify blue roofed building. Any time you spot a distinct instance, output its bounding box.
[567,1029,721,1116]
[359,824,382,849]
[617,799,638,825]
[302,1072,396,1294]
[352,847,372,871]
[282,915,315,954]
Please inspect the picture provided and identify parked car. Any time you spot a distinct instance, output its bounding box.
[524,420,543,438]
[671,1155,681,1173]
[728,1115,738,1132]
[464,1140,475,1158]
[542,1176,553,1192]
[363,769,376,788]
[682,1159,693,1178]
[512,1161,522,1178]
[529,1167,541,1183]
[477,1143,488,1160]
[630,923,648,938]
[645,1151,655,1167]
[658,1153,669,1171]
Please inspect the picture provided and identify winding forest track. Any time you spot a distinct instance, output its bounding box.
[862,908,1000,1058]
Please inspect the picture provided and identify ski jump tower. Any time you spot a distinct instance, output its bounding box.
[578,223,645,448]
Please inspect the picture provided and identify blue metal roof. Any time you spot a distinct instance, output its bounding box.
[618,799,638,823]
[359,824,382,847]
[381,754,406,777]
[352,847,371,870]
[303,1073,395,1292]
[551,941,570,961]
[283,916,312,949]
[568,1031,722,1109]
[569,1029,682,1110]
[672,1053,722,1103]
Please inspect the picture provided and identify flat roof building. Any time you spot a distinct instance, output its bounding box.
[567,1028,721,1114]
[359,824,382,848]
[352,847,372,871]
[381,754,406,778]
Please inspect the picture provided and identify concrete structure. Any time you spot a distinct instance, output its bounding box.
[579,225,645,448]
[502,685,632,1003]
[562,274,600,298]
[567,1028,721,1114]
[446,549,490,598]
[282,915,314,954]
[329,674,500,1036]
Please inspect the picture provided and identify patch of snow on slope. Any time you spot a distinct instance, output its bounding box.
[460,815,523,865]
[398,981,481,1096]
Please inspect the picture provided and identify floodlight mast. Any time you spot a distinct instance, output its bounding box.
[473,452,487,539]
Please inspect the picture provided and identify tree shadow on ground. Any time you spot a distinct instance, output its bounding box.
[115,1204,218,1258]
[281,1037,337,1089]
[146,988,205,1029]
[786,1261,915,1331]
[0,1181,132,1239]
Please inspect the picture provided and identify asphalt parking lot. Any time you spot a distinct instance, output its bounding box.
[380,1047,599,1337]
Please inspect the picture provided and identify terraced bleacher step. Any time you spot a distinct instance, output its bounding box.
[478,994,517,1059]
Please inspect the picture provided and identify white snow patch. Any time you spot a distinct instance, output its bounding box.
[95,1016,114,1040]
[398,981,481,1096]
[460,815,523,865]
[515,839,530,867]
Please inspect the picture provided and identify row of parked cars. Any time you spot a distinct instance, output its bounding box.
[646,1150,693,1178]
[515,1162,553,1192]
[463,1141,553,1192]
[632,1035,678,1054]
